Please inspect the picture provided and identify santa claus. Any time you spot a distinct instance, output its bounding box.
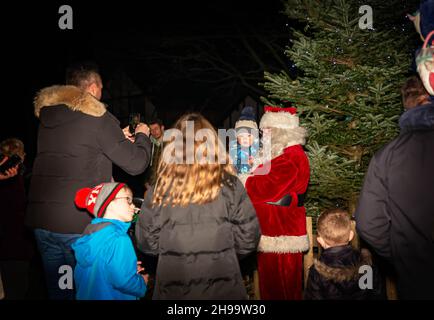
[240,106,310,300]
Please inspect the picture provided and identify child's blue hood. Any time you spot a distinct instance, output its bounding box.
[72,218,131,267]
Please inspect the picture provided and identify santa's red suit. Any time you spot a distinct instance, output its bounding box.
[243,106,310,300]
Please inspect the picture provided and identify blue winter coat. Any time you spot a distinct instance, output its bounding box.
[229,140,259,174]
[72,218,146,300]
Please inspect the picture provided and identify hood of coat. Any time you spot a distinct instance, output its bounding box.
[313,245,372,283]
[399,102,434,133]
[34,85,106,127]
[72,218,130,267]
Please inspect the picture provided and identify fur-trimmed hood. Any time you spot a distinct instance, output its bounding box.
[313,247,372,283]
[34,85,106,118]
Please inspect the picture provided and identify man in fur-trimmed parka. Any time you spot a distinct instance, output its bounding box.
[240,106,310,300]
[26,63,151,299]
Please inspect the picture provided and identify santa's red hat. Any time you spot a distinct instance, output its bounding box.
[259,106,300,129]
[75,182,125,218]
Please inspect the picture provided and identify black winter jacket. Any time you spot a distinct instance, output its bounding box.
[355,103,434,299]
[304,245,384,300]
[26,85,151,234]
[135,175,261,300]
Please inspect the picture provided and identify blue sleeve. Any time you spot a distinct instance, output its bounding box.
[106,235,147,298]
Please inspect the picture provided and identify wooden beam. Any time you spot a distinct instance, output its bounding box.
[304,216,314,288]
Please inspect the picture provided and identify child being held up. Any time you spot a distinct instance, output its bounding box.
[304,208,384,300]
[72,182,148,300]
[229,106,259,175]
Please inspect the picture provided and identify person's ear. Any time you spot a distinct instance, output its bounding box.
[317,236,327,249]
[161,125,165,131]
[348,230,354,242]
[87,83,97,97]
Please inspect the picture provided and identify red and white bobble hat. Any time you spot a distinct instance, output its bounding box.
[259,106,299,130]
[75,182,126,218]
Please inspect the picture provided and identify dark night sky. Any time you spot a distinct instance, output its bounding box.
[1,0,287,160]
[0,0,419,165]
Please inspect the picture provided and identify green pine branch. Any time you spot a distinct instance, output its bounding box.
[263,0,417,217]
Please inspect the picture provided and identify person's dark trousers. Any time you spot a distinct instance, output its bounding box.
[34,229,81,300]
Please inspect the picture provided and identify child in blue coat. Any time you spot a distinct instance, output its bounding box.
[229,106,259,175]
[72,182,148,300]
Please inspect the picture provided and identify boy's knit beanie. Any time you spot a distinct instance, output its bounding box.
[75,182,125,218]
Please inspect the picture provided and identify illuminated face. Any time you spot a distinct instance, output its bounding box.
[107,189,135,222]
[237,133,254,148]
[150,123,164,140]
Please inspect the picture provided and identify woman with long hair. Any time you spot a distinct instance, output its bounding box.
[135,113,260,299]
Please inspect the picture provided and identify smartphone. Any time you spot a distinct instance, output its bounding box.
[0,154,22,175]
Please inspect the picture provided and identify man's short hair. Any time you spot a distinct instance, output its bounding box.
[65,61,101,90]
[149,118,163,127]
[317,208,352,246]
[401,76,429,109]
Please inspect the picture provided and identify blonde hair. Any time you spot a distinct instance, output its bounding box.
[317,208,351,246]
[152,113,236,207]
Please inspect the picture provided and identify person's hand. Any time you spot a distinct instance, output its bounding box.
[0,157,19,180]
[141,273,149,285]
[135,123,150,137]
[122,126,135,143]
[137,261,145,274]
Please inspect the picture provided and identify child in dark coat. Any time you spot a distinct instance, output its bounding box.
[304,209,384,300]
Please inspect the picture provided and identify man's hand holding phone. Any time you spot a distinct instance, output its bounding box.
[0,156,20,180]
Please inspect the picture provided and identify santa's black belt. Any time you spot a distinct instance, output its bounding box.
[266,193,306,207]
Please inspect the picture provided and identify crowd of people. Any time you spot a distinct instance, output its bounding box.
[0,5,433,299]
[0,62,432,301]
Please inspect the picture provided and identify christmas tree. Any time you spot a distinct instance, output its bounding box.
[262,0,419,217]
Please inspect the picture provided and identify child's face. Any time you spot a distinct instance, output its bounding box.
[237,133,254,148]
[106,189,135,222]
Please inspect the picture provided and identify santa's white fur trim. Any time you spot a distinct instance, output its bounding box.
[235,119,258,130]
[258,234,310,253]
[260,112,299,129]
